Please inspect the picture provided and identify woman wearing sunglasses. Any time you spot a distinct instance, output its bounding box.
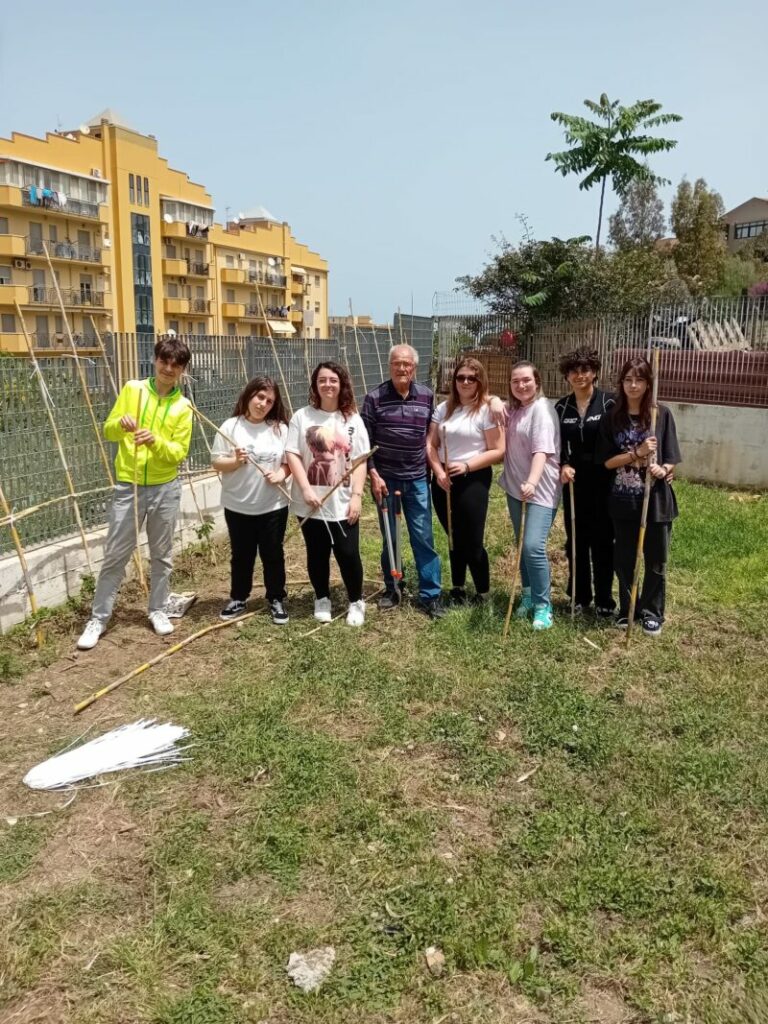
[427,357,505,604]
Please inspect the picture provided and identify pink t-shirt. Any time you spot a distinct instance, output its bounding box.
[498,396,561,509]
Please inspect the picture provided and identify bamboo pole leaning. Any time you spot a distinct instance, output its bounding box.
[626,348,660,646]
[43,245,113,485]
[14,301,93,574]
[502,501,527,640]
[0,478,43,647]
[254,286,293,417]
[348,298,368,395]
[132,388,148,596]
[441,425,454,551]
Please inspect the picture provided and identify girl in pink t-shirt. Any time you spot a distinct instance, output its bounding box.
[498,361,561,630]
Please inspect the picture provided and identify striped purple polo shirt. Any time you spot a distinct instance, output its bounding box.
[361,379,434,480]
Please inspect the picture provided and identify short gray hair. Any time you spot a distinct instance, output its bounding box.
[389,344,419,366]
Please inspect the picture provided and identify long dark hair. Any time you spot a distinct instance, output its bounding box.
[612,357,653,431]
[446,356,490,418]
[233,375,288,432]
[309,361,357,419]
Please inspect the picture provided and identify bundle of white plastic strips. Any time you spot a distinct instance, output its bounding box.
[23,720,191,790]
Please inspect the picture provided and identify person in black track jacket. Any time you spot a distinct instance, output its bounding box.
[554,347,616,618]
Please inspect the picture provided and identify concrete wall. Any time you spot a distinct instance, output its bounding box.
[667,401,768,489]
[0,474,224,635]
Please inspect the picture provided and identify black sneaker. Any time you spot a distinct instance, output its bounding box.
[642,617,663,637]
[220,599,247,622]
[449,587,467,606]
[378,590,400,610]
[418,597,447,620]
[595,606,615,620]
[270,599,289,626]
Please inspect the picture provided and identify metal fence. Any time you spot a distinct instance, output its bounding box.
[0,325,433,555]
[437,296,768,408]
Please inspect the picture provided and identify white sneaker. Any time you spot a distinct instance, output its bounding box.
[346,599,366,627]
[149,610,175,636]
[313,597,332,623]
[77,618,106,650]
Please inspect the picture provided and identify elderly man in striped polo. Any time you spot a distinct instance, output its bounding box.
[361,344,445,619]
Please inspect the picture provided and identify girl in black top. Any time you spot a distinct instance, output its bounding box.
[596,356,681,637]
[554,348,615,617]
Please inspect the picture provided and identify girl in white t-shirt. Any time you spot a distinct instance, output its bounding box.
[426,358,505,605]
[211,376,291,626]
[286,361,370,627]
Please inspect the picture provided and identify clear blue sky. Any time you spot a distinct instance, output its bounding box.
[2,0,765,321]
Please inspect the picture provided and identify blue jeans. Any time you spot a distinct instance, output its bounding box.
[506,497,557,608]
[378,476,442,601]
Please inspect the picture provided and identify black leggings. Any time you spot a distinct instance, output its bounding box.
[562,474,615,609]
[300,517,363,603]
[612,517,671,622]
[431,467,492,593]
[224,506,288,603]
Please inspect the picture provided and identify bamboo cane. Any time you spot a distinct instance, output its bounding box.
[0,479,43,646]
[43,244,114,485]
[190,404,292,501]
[297,448,377,525]
[442,425,454,551]
[626,348,660,645]
[74,610,261,713]
[348,298,368,394]
[502,501,527,639]
[237,337,249,384]
[132,388,148,596]
[254,286,293,417]
[15,302,93,573]
[370,326,384,380]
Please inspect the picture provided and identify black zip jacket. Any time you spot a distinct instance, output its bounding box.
[554,388,615,473]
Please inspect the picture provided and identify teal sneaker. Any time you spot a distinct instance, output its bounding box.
[515,587,533,619]
[532,604,553,631]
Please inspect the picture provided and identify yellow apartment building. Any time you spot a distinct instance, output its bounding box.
[0,109,328,355]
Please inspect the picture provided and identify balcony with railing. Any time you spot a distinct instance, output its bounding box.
[26,237,103,263]
[186,260,210,277]
[191,298,210,314]
[22,188,101,220]
[247,269,287,288]
[27,286,106,307]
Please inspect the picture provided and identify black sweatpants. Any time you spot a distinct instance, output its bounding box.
[224,506,288,603]
[300,517,363,602]
[431,467,492,594]
[562,473,615,609]
[612,517,672,622]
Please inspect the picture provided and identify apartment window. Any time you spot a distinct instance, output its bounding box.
[186,321,193,334]
[225,255,234,268]
[734,220,768,240]
[169,320,179,333]
[1,313,16,332]
[35,315,49,341]
[54,315,63,335]
[165,245,177,259]
[49,225,58,243]
[314,302,320,314]
[305,300,310,311]
[0,265,11,284]
[315,328,320,339]
[29,222,43,249]
[226,288,235,303]
[144,178,150,206]
[196,322,205,335]
[314,275,320,287]
[227,323,236,336]
[195,285,204,298]
[167,283,179,298]
[0,217,9,234]
[129,174,135,203]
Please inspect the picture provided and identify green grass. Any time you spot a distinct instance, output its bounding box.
[1,479,767,1023]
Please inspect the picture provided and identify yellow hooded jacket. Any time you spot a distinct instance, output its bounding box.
[104,378,193,485]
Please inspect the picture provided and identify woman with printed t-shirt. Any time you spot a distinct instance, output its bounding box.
[596,356,681,637]
[211,376,291,626]
[286,362,370,627]
[498,361,561,631]
[427,357,505,605]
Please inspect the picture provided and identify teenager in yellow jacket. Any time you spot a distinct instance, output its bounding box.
[78,337,193,649]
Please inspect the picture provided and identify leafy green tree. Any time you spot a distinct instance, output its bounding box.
[670,178,727,293]
[715,254,766,297]
[608,177,666,250]
[547,94,682,249]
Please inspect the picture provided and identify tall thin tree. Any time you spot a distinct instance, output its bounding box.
[546,94,682,250]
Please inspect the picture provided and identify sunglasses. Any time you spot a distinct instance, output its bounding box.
[456,374,478,384]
